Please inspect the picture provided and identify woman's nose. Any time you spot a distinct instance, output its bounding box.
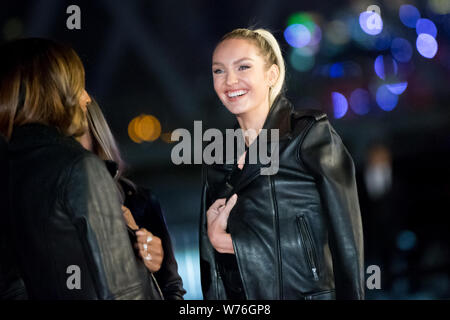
[226,71,238,86]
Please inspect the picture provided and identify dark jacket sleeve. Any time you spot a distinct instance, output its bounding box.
[300,118,365,300]
[138,187,186,300]
[63,154,150,299]
[0,137,27,300]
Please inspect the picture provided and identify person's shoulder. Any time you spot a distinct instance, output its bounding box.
[291,107,328,122]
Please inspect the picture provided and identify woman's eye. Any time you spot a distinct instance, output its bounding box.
[213,69,223,74]
[239,65,250,71]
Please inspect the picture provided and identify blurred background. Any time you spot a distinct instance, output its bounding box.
[1,0,449,299]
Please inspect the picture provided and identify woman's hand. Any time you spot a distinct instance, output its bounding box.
[206,194,238,254]
[135,228,164,273]
[122,205,139,230]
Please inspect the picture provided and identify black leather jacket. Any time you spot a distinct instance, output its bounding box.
[200,96,364,300]
[7,123,154,299]
[0,135,27,300]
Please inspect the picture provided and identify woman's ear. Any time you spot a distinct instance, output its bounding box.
[267,64,280,88]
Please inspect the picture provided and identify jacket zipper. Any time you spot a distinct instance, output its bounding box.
[269,175,283,299]
[297,215,319,281]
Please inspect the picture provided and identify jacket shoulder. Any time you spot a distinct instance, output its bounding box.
[291,108,327,122]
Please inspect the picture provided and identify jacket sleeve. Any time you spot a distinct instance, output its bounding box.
[62,154,149,299]
[141,188,186,300]
[0,137,28,300]
[300,118,365,300]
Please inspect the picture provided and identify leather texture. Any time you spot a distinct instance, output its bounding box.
[200,96,364,300]
[7,123,153,299]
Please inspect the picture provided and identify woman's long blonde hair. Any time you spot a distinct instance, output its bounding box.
[218,28,286,108]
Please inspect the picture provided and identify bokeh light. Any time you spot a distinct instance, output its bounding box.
[391,37,413,62]
[416,33,438,58]
[284,24,311,48]
[428,0,450,15]
[376,85,399,111]
[128,114,162,143]
[331,92,348,119]
[325,20,350,45]
[374,55,398,80]
[399,4,421,28]
[359,11,383,35]
[396,230,417,251]
[416,18,437,38]
[289,47,315,72]
[329,63,344,78]
[349,88,370,115]
[386,82,408,95]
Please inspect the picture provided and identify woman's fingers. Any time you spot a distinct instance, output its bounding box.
[222,194,238,216]
[136,228,153,243]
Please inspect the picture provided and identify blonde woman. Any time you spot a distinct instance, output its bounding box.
[200,28,364,300]
[78,100,185,300]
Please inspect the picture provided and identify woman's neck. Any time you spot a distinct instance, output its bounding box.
[236,98,270,146]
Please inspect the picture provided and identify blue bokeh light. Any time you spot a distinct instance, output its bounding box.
[329,63,344,78]
[374,55,398,80]
[386,82,408,95]
[391,37,413,62]
[416,33,438,58]
[399,4,421,28]
[349,88,370,115]
[284,24,311,48]
[359,11,383,35]
[376,85,398,111]
[331,92,348,118]
[416,18,437,38]
[396,230,417,251]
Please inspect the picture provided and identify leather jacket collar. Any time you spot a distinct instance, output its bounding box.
[212,95,294,199]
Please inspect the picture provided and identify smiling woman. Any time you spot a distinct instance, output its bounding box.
[200,28,365,300]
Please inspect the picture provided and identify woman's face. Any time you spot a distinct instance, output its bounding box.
[212,38,277,117]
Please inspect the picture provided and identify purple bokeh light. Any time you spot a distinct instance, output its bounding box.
[376,85,398,111]
[359,11,383,36]
[391,38,413,62]
[374,55,398,80]
[416,18,437,38]
[399,4,421,28]
[332,92,348,119]
[416,33,438,58]
[284,24,311,48]
[350,88,370,115]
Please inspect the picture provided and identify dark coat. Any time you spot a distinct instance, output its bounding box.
[119,179,186,300]
[200,96,365,300]
[0,135,27,300]
[7,123,154,299]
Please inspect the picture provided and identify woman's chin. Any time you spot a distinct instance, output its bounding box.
[224,104,249,116]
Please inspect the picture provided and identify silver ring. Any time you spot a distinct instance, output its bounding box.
[145,253,152,261]
[146,235,153,243]
[143,243,148,251]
